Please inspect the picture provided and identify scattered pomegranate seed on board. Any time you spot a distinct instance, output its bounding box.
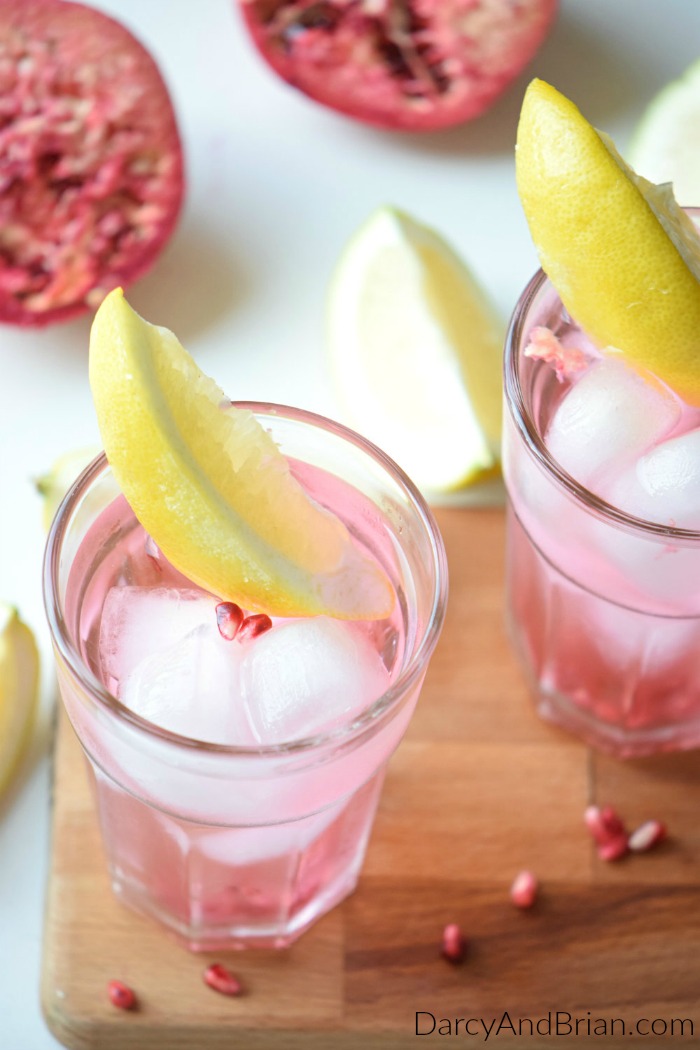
[203,963,243,997]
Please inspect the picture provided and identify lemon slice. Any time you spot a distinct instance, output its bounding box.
[628,59,700,206]
[36,446,99,531]
[327,206,503,494]
[516,79,700,405]
[0,605,39,798]
[89,289,394,620]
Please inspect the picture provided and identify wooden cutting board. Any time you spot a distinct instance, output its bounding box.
[41,508,700,1049]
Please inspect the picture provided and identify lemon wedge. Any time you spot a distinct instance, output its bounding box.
[516,79,700,405]
[36,446,99,531]
[0,605,39,797]
[89,289,394,620]
[327,206,503,495]
[628,59,700,207]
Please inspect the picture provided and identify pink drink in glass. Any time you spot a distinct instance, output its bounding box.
[44,404,447,949]
[503,256,700,759]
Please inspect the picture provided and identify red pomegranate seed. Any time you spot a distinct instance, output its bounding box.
[203,963,243,997]
[510,870,538,909]
[584,804,628,844]
[215,602,244,641]
[107,980,136,1010]
[441,923,467,964]
[628,819,667,853]
[583,805,607,844]
[599,805,628,839]
[584,805,629,861]
[597,835,629,862]
[238,613,273,641]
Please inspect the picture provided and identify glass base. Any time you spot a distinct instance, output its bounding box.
[508,610,700,758]
[112,867,360,951]
[531,672,700,759]
[506,504,700,758]
[89,761,385,950]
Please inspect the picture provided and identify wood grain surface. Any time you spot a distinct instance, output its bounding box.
[41,509,700,1049]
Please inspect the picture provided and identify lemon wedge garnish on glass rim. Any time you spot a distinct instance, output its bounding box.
[627,58,700,207]
[0,605,39,798]
[516,78,700,405]
[88,289,394,620]
[327,206,503,495]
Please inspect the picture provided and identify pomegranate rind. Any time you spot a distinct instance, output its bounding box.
[0,0,184,326]
[238,0,558,132]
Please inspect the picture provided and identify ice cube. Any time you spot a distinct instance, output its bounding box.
[637,428,700,528]
[240,616,391,745]
[605,427,700,529]
[120,624,255,745]
[586,428,700,610]
[99,586,219,686]
[546,358,681,490]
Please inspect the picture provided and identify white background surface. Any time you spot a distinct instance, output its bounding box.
[3,1,700,1046]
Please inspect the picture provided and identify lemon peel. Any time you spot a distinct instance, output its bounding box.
[516,79,700,405]
[89,289,394,620]
[327,205,503,495]
[0,605,39,798]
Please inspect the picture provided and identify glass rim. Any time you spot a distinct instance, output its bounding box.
[504,267,700,544]
[43,400,449,758]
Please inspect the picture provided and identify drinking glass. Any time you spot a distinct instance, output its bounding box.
[44,404,448,949]
[503,269,700,758]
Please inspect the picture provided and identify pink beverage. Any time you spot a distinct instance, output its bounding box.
[503,261,700,758]
[44,404,447,950]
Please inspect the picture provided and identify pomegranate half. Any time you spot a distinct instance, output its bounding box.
[238,0,558,132]
[0,0,184,326]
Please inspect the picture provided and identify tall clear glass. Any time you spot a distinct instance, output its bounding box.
[44,403,447,950]
[503,269,700,759]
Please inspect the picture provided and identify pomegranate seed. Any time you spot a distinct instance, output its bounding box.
[441,923,467,964]
[107,980,137,1010]
[584,805,630,861]
[583,805,607,844]
[238,613,272,641]
[216,602,244,641]
[510,870,538,909]
[584,804,628,843]
[203,963,243,997]
[598,805,627,839]
[596,835,629,862]
[628,819,667,853]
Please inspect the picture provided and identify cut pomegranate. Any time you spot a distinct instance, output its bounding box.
[237,0,558,132]
[0,0,184,326]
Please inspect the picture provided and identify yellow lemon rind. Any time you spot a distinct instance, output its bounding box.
[0,606,40,798]
[89,291,394,620]
[516,79,700,406]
